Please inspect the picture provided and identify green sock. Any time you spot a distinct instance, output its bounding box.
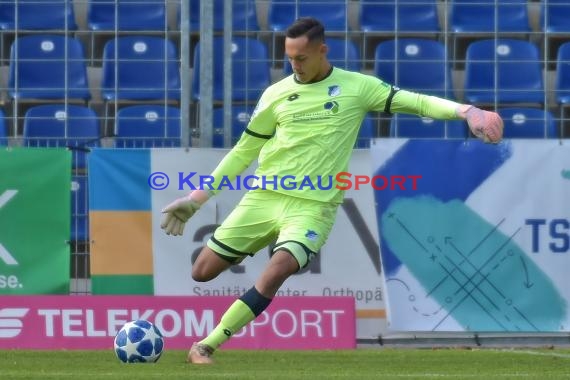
[199,299,255,350]
[200,286,273,351]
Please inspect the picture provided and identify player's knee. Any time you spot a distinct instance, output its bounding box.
[273,241,316,271]
[191,265,216,282]
[191,247,234,282]
[267,250,300,277]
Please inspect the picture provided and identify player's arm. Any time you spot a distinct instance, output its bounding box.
[160,134,267,236]
[388,89,503,143]
[161,95,277,236]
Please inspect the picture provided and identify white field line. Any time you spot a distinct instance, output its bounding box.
[493,348,570,359]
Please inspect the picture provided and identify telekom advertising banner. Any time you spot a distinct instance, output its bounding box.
[0,296,355,349]
[372,139,570,332]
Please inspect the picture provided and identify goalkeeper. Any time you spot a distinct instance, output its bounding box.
[161,17,503,364]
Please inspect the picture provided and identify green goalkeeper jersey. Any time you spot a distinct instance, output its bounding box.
[210,67,461,204]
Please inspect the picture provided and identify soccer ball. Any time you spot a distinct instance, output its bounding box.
[114,320,164,363]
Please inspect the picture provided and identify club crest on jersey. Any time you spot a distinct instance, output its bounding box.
[328,85,341,97]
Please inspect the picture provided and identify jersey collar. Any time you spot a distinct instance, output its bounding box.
[294,65,334,84]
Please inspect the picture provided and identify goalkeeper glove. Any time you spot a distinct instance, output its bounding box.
[457,105,504,143]
[160,190,211,236]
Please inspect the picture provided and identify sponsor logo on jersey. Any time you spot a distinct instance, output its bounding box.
[287,93,300,101]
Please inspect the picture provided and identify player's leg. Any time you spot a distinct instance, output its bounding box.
[241,195,340,322]
[190,194,339,364]
[189,248,299,364]
[254,249,299,297]
[191,239,297,285]
[189,190,279,364]
[190,249,299,365]
[191,246,233,282]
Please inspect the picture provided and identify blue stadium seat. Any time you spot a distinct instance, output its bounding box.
[449,0,531,66]
[0,0,77,30]
[86,0,167,66]
[8,35,90,101]
[71,175,89,242]
[540,0,570,33]
[88,0,167,31]
[355,115,375,148]
[450,0,530,33]
[192,36,270,103]
[556,42,570,107]
[114,105,182,148]
[212,106,254,147]
[390,115,469,138]
[284,37,360,75]
[499,108,557,139]
[0,109,6,146]
[360,0,439,34]
[464,39,544,106]
[101,36,181,101]
[182,0,259,32]
[374,38,454,98]
[268,0,348,32]
[23,104,100,169]
[540,0,570,69]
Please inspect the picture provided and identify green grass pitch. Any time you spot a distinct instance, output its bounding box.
[1,348,569,379]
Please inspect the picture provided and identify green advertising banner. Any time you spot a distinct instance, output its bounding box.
[0,148,71,294]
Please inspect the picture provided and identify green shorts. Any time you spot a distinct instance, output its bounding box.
[207,189,339,269]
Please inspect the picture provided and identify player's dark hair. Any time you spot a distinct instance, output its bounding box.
[285,17,325,43]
